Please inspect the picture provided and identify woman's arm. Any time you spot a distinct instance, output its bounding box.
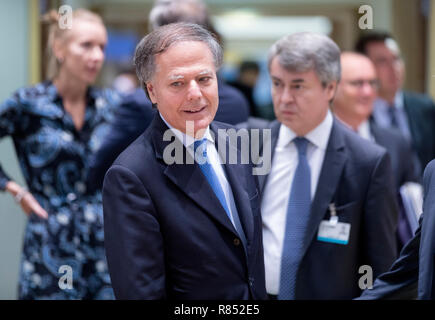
[0,92,48,219]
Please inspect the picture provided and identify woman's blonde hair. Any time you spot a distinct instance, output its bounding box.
[41,8,104,80]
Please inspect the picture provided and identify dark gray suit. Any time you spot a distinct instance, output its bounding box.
[402,91,435,171]
[370,122,422,250]
[370,122,421,188]
[258,118,399,299]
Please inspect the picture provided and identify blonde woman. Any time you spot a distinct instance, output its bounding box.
[0,9,120,299]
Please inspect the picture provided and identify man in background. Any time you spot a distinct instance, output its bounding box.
[333,51,421,251]
[356,32,435,172]
[258,32,398,299]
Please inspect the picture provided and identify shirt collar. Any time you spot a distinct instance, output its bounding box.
[357,119,373,141]
[394,91,404,109]
[277,109,333,151]
[159,112,214,149]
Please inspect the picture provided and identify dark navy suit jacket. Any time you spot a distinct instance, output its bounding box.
[257,118,398,299]
[370,122,422,249]
[102,114,267,300]
[370,122,421,189]
[359,159,435,300]
[401,91,435,171]
[87,89,155,192]
[88,80,249,191]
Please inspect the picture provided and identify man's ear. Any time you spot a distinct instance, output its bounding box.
[146,82,157,104]
[326,81,338,102]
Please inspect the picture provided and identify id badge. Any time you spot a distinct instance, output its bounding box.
[317,204,351,245]
[317,220,351,245]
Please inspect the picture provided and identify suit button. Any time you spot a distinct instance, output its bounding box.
[233,238,241,246]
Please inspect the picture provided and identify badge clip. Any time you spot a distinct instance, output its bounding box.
[329,203,338,226]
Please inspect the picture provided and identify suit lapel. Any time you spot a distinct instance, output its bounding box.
[150,115,238,237]
[403,92,424,158]
[300,120,347,257]
[257,120,281,195]
[369,121,385,145]
[212,123,254,249]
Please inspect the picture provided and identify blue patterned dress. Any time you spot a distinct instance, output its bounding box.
[0,81,121,299]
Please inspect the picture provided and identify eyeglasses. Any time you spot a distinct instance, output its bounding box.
[346,79,379,89]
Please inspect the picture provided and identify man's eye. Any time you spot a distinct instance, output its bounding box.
[272,81,281,87]
[291,84,302,90]
[81,42,92,48]
[171,82,183,87]
[375,58,388,65]
[199,77,211,83]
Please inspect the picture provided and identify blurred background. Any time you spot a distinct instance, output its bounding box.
[1,0,435,299]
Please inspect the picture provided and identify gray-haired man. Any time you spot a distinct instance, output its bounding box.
[102,22,267,300]
[258,32,399,299]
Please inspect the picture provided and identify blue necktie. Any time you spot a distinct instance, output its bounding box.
[388,104,399,129]
[194,139,234,224]
[279,137,311,300]
[194,139,247,246]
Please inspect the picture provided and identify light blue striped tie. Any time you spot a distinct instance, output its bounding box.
[194,139,247,248]
[194,139,232,221]
[278,137,311,300]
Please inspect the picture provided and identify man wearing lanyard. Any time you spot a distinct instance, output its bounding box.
[258,32,398,299]
[356,32,435,173]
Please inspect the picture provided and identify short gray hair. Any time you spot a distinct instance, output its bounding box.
[268,32,341,86]
[148,0,211,31]
[134,22,222,96]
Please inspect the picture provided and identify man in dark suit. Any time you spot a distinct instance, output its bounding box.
[333,52,421,250]
[87,89,155,192]
[87,0,249,190]
[259,32,398,300]
[102,22,266,300]
[359,159,435,300]
[356,32,435,172]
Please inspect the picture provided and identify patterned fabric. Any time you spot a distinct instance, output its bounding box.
[279,137,311,300]
[0,81,121,299]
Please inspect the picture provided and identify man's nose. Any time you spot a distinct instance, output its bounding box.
[361,81,375,96]
[281,87,294,104]
[187,81,202,100]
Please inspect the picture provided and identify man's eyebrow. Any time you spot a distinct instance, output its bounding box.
[168,70,213,80]
[198,70,213,76]
[271,76,304,83]
[169,74,184,81]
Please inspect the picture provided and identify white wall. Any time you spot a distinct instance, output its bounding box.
[0,0,29,300]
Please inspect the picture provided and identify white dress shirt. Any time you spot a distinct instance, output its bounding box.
[159,113,239,229]
[261,110,333,295]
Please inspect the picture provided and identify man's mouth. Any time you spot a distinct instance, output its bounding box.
[184,106,206,113]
